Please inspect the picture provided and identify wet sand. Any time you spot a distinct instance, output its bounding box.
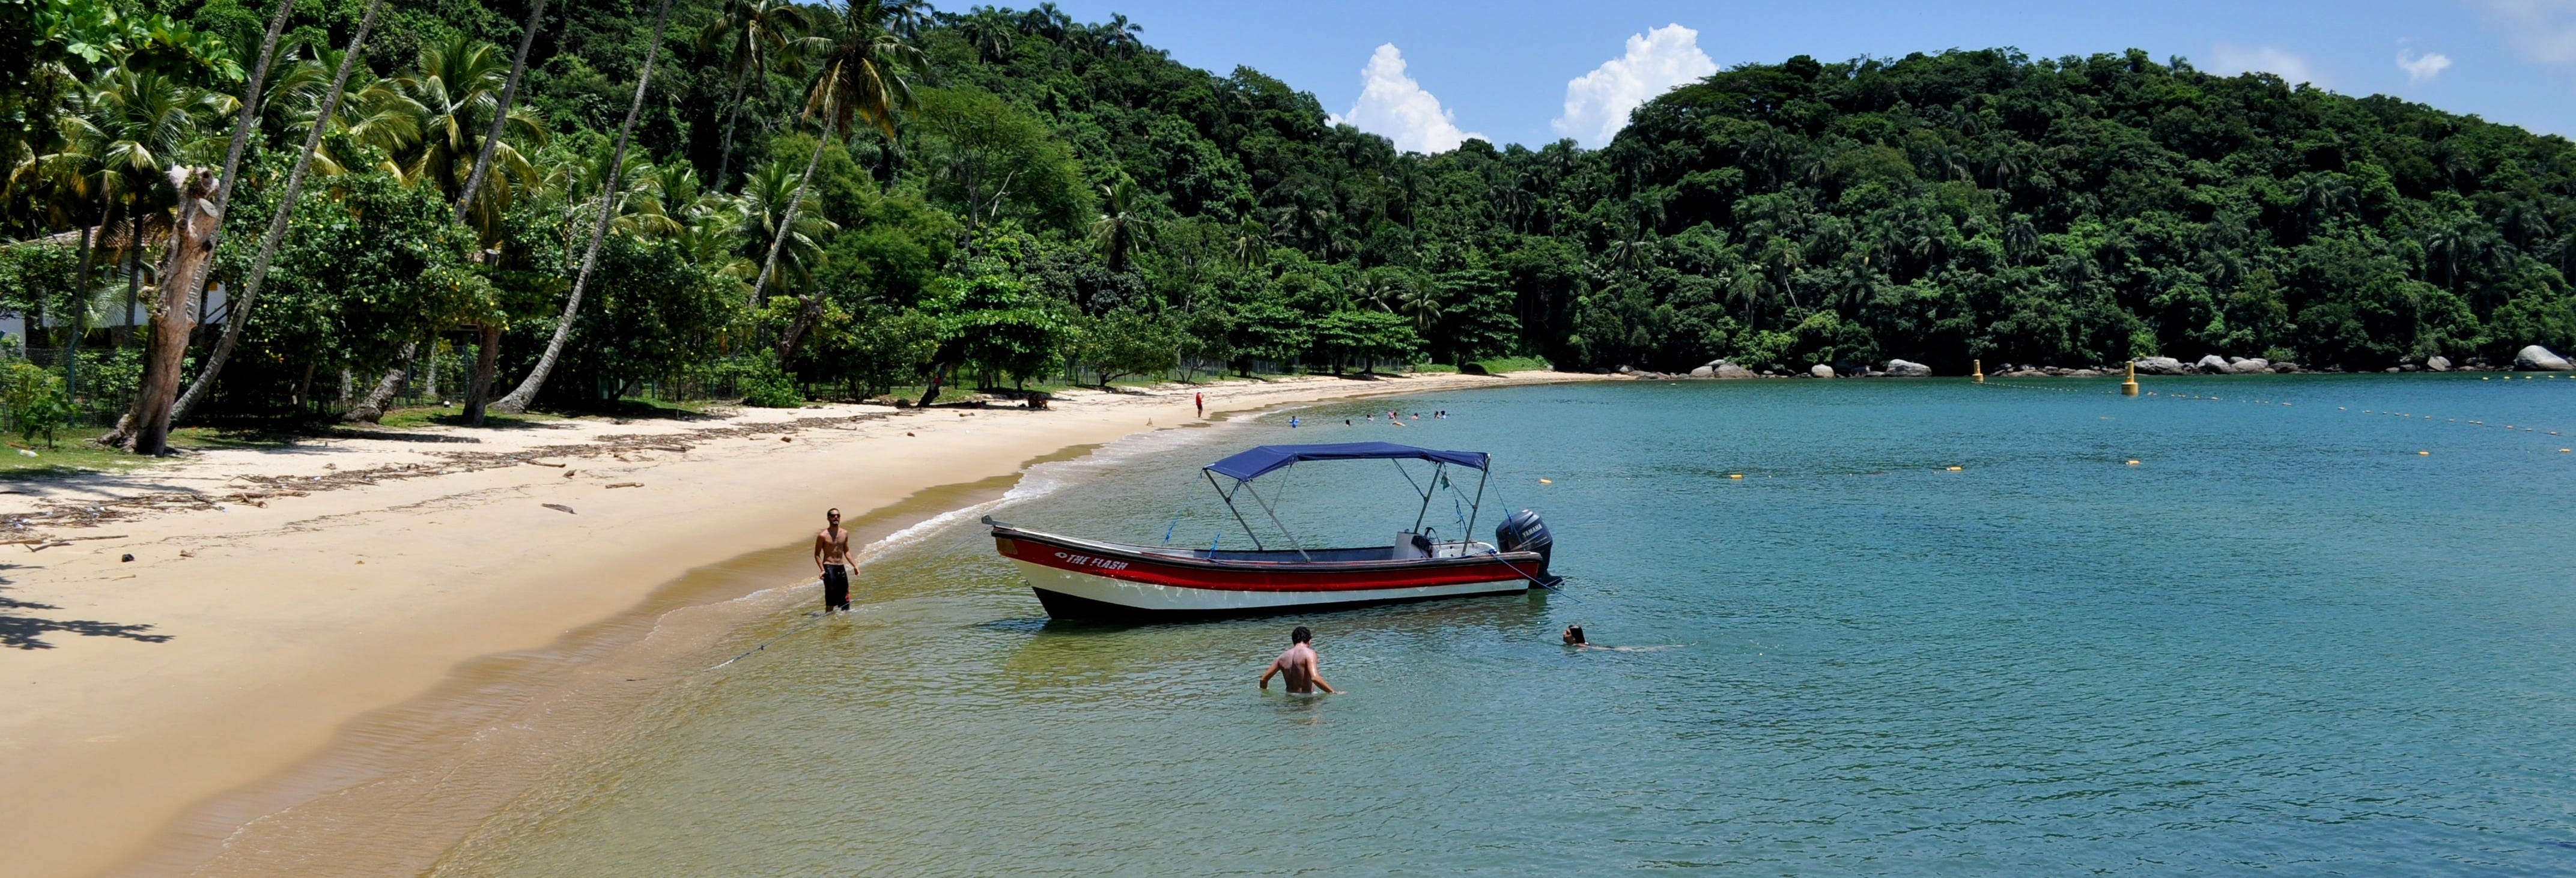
[0,371,1603,877]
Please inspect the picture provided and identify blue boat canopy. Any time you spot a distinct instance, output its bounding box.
[1204,442,1490,482]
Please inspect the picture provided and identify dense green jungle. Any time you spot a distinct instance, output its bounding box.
[10,0,2576,446]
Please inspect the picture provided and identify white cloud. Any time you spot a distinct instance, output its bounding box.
[2210,42,2324,86]
[1552,23,1718,147]
[2471,0,2576,63]
[2398,49,2452,83]
[1334,44,1484,154]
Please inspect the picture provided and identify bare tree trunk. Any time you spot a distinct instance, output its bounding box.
[171,0,385,424]
[124,169,222,455]
[153,0,293,375]
[421,336,438,400]
[65,212,107,400]
[774,291,825,361]
[712,64,752,191]
[491,0,677,415]
[917,362,946,407]
[463,322,500,424]
[749,131,825,307]
[118,214,140,350]
[454,0,545,220]
[342,339,416,422]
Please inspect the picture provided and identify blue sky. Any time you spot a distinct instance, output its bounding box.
[1043,1,2576,151]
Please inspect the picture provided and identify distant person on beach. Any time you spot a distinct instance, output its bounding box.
[1260,626,1336,694]
[815,509,854,612]
[1289,416,1299,429]
[1195,392,1203,419]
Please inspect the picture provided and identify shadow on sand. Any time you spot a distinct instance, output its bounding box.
[0,566,172,650]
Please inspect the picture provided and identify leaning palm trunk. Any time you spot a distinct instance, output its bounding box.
[171,0,386,425]
[713,64,753,190]
[123,169,222,454]
[98,0,295,449]
[342,339,416,422]
[749,129,826,307]
[461,322,502,423]
[491,0,677,414]
[774,289,825,361]
[454,0,545,219]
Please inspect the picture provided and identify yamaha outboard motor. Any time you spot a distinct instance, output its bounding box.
[1494,508,1557,584]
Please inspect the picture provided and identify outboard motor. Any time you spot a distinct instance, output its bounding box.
[1493,508,1556,584]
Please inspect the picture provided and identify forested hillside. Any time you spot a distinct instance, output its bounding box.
[10,0,2576,447]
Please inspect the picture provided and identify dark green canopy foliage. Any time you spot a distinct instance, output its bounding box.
[19,0,2576,429]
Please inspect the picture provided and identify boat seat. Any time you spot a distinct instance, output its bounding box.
[1393,531,1432,560]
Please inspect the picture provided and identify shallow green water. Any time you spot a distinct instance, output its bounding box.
[433,376,2576,874]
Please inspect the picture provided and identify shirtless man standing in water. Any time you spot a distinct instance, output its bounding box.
[814,508,855,612]
[1259,626,1336,694]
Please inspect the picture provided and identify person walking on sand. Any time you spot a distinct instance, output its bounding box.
[1195,392,1204,419]
[815,508,855,612]
[1259,626,1336,694]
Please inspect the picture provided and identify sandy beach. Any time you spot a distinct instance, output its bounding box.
[0,370,1603,877]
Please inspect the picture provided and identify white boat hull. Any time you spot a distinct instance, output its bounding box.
[1010,559,1531,617]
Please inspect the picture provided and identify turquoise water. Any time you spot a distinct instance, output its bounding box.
[433,377,2576,874]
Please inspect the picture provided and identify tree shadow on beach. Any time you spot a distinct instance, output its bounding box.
[0,568,173,650]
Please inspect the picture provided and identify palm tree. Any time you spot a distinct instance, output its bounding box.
[166,0,293,339]
[959,12,1014,63]
[357,35,541,208]
[84,68,234,349]
[172,0,386,424]
[1227,217,1271,270]
[752,0,923,309]
[702,0,812,192]
[738,157,834,289]
[489,0,680,416]
[1396,281,1444,335]
[454,0,546,219]
[1090,176,1155,274]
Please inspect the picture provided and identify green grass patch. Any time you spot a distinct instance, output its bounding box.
[1409,363,1461,374]
[0,425,267,478]
[1470,356,1554,374]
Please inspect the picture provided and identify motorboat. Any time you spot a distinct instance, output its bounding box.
[983,441,1558,620]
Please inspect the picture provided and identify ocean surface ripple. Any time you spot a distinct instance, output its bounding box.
[431,376,2576,876]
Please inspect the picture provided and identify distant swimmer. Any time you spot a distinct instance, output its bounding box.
[1259,626,1337,694]
[815,508,855,612]
[1562,625,1678,652]
[1289,416,1300,429]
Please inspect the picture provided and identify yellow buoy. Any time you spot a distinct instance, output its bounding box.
[2121,361,2139,396]
[1727,473,1743,479]
[1946,465,1963,471]
[2419,450,2430,455]
[1972,359,1984,383]
[1537,478,1552,484]
[2125,459,2140,465]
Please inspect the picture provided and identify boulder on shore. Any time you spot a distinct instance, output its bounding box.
[2427,356,2452,372]
[2269,362,2300,373]
[1884,359,1931,377]
[1689,365,1715,378]
[2195,354,2229,374]
[1809,363,1835,378]
[2223,357,2271,374]
[1715,363,1755,379]
[2134,356,2187,375]
[2515,345,2572,371]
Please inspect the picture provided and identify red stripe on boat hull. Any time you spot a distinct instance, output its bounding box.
[997,534,1540,593]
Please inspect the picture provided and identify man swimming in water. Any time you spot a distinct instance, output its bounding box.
[815,508,854,612]
[1259,626,1336,694]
